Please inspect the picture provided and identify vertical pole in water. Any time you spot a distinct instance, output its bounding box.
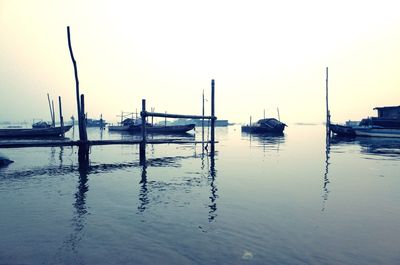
[164,111,167,126]
[140,99,147,162]
[151,108,154,125]
[326,67,331,136]
[80,94,88,142]
[58,96,64,137]
[202,89,205,144]
[250,116,252,126]
[100,113,103,128]
[264,109,265,119]
[210,79,215,153]
[51,100,56,127]
[67,26,83,140]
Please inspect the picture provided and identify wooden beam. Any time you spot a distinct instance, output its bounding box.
[143,112,214,120]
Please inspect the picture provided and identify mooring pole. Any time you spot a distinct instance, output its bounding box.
[277,107,280,121]
[51,100,56,127]
[80,94,88,142]
[210,79,215,153]
[58,96,64,137]
[47,93,54,127]
[140,99,147,160]
[326,67,331,136]
[67,26,83,140]
[202,89,205,144]
[250,116,252,126]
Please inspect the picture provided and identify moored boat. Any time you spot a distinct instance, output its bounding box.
[241,118,286,134]
[330,105,400,138]
[0,125,73,138]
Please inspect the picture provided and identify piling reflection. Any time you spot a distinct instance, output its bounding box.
[322,133,331,212]
[207,147,218,222]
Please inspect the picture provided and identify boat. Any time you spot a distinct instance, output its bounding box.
[86,118,106,128]
[108,118,137,131]
[0,125,73,138]
[128,124,196,134]
[330,105,400,138]
[241,118,287,134]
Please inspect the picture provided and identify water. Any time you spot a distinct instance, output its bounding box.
[0,125,399,265]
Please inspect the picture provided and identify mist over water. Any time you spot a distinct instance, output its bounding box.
[0,125,399,265]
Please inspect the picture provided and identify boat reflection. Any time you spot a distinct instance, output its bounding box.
[330,136,400,159]
[242,131,285,153]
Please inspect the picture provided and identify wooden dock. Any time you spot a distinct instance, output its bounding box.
[0,139,217,149]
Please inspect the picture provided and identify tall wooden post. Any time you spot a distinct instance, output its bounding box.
[51,100,56,127]
[326,67,331,135]
[67,26,83,141]
[202,89,205,144]
[80,94,88,142]
[140,99,147,161]
[210,79,215,153]
[58,96,64,137]
[277,107,280,121]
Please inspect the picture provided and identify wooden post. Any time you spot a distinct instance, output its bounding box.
[164,111,167,126]
[47,94,54,127]
[80,94,88,142]
[264,109,265,119]
[58,96,64,137]
[202,89,205,144]
[250,116,252,126]
[326,67,331,135]
[140,99,147,160]
[210,79,215,153]
[51,100,56,127]
[67,26,83,141]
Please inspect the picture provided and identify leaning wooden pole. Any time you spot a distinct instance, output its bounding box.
[47,93,54,127]
[58,96,64,137]
[326,67,331,135]
[67,26,83,140]
[210,79,215,153]
[51,100,56,127]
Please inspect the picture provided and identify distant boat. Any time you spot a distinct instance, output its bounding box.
[128,124,195,134]
[0,125,73,138]
[169,118,230,127]
[330,105,400,138]
[108,118,137,131]
[86,118,106,128]
[241,118,287,134]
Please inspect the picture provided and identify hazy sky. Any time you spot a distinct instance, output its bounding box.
[1,0,399,124]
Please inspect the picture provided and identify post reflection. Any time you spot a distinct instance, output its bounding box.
[207,147,218,222]
[322,132,331,212]
[61,146,90,258]
[138,158,149,213]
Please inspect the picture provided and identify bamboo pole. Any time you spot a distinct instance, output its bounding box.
[47,93,54,127]
[67,26,83,140]
[80,94,88,142]
[277,107,280,121]
[202,89,205,144]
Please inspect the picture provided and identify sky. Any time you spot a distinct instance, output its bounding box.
[0,0,399,124]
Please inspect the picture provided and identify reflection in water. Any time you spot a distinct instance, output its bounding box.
[331,136,400,159]
[322,133,331,212]
[138,159,149,213]
[242,132,285,153]
[208,148,218,222]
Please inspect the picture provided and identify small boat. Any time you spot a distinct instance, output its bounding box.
[330,105,400,138]
[0,125,73,138]
[128,124,196,134]
[241,118,287,134]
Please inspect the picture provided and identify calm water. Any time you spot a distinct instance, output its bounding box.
[0,125,399,265]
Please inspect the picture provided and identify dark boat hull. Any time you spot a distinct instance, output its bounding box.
[329,124,356,137]
[241,125,285,134]
[128,124,195,134]
[0,125,73,138]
